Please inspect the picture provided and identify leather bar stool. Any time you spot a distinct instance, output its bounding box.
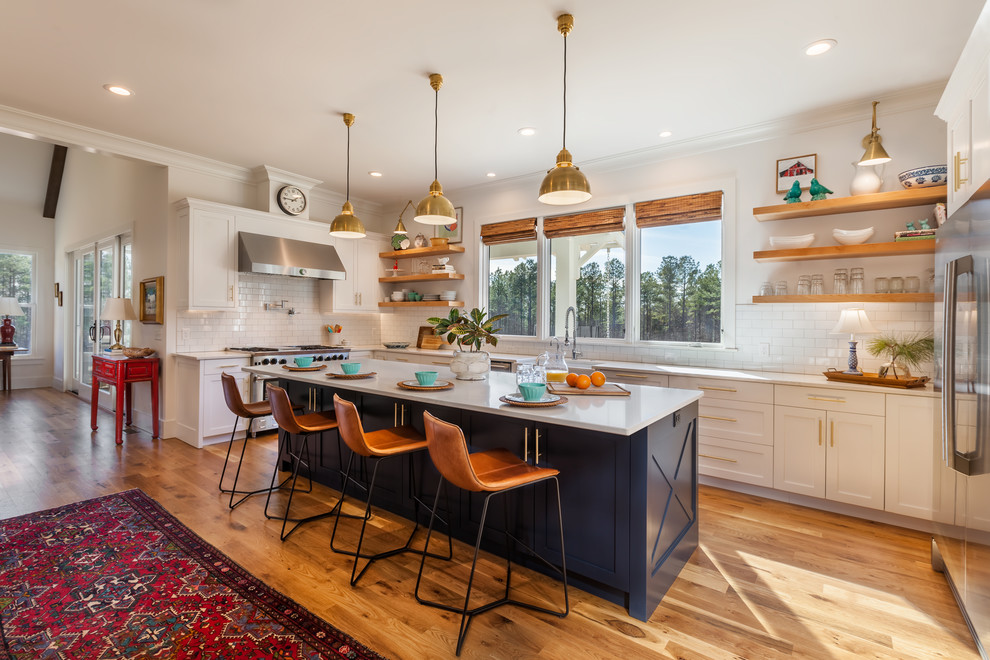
[416,411,569,656]
[330,394,452,586]
[265,383,352,542]
[218,372,300,509]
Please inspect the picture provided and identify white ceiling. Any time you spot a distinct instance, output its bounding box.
[0,1,983,207]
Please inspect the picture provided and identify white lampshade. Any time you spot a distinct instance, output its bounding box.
[830,308,879,338]
[101,297,137,321]
[0,297,24,317]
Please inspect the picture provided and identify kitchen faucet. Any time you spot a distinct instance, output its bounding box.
[564,306,581,360]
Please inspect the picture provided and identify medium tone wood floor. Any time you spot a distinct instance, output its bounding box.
[0,387,978,659]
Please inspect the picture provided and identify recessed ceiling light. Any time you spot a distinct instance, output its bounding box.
[659,131,673,138]
[103,84,134,96]
[805,39,837,56]
[518,127,537,137]
[368,171,383,177]
[486,172,497,178]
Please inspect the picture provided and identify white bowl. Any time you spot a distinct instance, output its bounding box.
[832,227,875,245]
[769,233,815,249]
[390,292,405,301]
[898,165,947,189]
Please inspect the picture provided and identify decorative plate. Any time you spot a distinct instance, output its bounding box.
[282,364,327,372]
[383,342,410,349]
[499,394,568,408]
[328,372,376,380]
[397,380,454,391]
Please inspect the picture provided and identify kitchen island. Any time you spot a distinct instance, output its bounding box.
[245,359,702,621]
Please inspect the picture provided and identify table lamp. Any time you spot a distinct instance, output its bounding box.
[0,297,25,346]
[101,298,137,350]
[830,307,879,375]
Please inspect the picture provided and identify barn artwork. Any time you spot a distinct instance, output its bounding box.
[776,154,817,193]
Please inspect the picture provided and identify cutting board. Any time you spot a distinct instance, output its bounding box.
[547,383,630,396]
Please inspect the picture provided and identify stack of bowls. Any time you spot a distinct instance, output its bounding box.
[439,290,457,301]
[390,291,405,302]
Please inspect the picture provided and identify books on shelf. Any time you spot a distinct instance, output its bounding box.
[893,229,936,240]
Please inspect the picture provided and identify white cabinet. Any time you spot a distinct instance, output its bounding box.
[174,356,250,448]
[378,350,453,367]
[773,385,885,510]
[176,205,237,310]
[884,394,954,521]
[333,236,386,312]
[598,369,668,387]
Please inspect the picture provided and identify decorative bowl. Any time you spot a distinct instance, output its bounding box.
[518,382,547,402]
[430,237,449,247]
[832,227,875,245]
[293,356,313,368]
[898,165,948,189]
[415,370,439,386]
[122,347,155,358]
[383,342,410,349]
[390,292,405,301]
[769,233,815,249]
[341,362,361,375]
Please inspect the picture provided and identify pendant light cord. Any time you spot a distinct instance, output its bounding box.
[562,32,567,151]
[433,88,439,182]
[345,124,351,201]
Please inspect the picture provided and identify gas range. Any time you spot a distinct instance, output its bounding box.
[227,345,351,366]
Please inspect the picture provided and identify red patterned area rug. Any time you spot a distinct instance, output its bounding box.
[0,489,387,659]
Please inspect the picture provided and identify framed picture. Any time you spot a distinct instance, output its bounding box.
[776,154,817,193]
[139,276,164,324]
[435,206,463,244]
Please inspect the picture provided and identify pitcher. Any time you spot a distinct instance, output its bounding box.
[540,339,568,383]
[850,162,884,196]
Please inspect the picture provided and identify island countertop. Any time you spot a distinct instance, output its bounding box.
[245,358,702,435]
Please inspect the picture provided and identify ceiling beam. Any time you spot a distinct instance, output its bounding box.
[43,144,67,219]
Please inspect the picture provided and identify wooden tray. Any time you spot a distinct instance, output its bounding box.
[282,364,327,372]
[327,372,376,380]
[547,383,630,396]
[822,370,930,389]
[499,395,568,408]
[396,380,454,391]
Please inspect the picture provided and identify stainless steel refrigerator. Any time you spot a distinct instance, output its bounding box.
[934,196,990,658]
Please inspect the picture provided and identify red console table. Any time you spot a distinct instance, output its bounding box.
[90,355,160,445]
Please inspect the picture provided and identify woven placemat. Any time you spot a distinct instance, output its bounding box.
[327,372,377,380]
[282,364,327,372]
[396,380,454,391]
[498,395,568,408]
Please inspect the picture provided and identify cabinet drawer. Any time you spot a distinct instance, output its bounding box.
[92,359,118,379]
[774,384,884,416]
[668,375,773,404]
[203,358,249,376]
[699,438,773,487]
[598,369,668,387]
[123,360,155,379]
[698,399,773,446]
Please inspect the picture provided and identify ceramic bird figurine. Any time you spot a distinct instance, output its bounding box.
[809,178,833,201]
[783,180,803,204]
[906,221,916,231]
[920,218,931,230]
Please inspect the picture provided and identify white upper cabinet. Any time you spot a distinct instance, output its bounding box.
[176,203,237,310]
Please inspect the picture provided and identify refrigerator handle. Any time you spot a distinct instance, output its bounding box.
[942,259,957,467]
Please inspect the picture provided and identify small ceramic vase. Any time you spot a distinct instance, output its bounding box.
[850,162,884,196]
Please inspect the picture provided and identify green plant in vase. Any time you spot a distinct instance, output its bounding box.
[866,331,934,378]
[428,308,508,380]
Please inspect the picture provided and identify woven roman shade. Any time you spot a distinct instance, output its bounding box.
[480,218,537,245]
[543,207,625,239]
[634,191,723,228]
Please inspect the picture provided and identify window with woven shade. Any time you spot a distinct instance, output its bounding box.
[636,191,723,343]
[483,218,538,336]
[545,207,626,339]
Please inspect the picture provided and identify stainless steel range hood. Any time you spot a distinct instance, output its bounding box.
[238,232,346,280]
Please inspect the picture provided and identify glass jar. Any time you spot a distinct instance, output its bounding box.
[889,276,904,294]
[875,277,889,294]
[905,276,921,293]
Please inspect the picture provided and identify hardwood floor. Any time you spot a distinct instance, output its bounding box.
[0,387,977,659]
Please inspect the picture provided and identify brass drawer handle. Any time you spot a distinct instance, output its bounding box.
[830,420,835,448]
[699,453,738,463]
[699,385,737,392]
[394,357,410,362]
[808,396,844,403]
[431,361,448,365]
[524,427,529,463]
[535,428,542,466]
[700,414,737,422]
[216,364,240,369]
[818,419,823,446]
[614,373,649,379]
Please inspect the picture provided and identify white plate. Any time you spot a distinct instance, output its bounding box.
[502,392,561,404]
[399,379,452,388]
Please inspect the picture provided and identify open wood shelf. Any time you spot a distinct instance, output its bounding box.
[753,186,947,222]
[753,239,935,262]
[752,293,934,303]
[379,245,466,259]
[379,273,464,283]
[378,300,464,308]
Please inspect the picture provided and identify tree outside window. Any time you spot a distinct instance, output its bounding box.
[488,240,538,336]
[0,251,34,353]
[549,232,626,339]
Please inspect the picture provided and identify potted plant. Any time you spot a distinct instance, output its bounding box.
[866,331,934,379]
[428,308,508,380]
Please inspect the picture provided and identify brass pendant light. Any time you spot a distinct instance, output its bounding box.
[539,13,591,206]
[329,112,366,239]
[415,73,457,225]
[858,100,892,167]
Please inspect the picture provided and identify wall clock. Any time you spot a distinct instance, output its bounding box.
[276,185,307,216]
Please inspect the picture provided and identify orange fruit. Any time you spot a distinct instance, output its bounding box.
[590,371,606,387]
[565,372,579,387]
[575,374,592,390]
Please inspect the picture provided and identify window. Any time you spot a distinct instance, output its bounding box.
[636,192,723,343]
[0,250,35,353]
[483,218,538,336]
[546,207,625,339]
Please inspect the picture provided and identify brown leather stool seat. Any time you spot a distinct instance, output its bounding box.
[218,372,301,509]
[416,411,569,656]
[265,383,356,541]
[329,394,452,586]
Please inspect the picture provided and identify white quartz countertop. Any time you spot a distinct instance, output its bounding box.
[245,359,702,435]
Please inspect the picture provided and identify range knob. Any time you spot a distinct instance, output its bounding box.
[315,355,324,361]
[261,358,270,365]
[279,358,287,365]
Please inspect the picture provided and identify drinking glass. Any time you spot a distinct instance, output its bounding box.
[889,276,904,294]
[796,275,810,295]
[850,273,864,295]
[833,269,848,295]
[759,281,774,297]
[774,280,788,296]
[875,277,889,294]
[810,274,824,295]
[905,276,921,293]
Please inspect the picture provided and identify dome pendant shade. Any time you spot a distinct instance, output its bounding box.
[539,148,591,205]
[329,112,366,239]
[330,200,366,239]
[415,180,456,225]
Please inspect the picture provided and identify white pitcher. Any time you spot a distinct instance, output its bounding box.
[850,162,884,196]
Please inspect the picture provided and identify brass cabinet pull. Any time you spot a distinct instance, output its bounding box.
[699,385,737,392]
[229,285,234,301]
[700,414,737,423]
[393,402,398,427]
[401,404,406,426]
[535,428,542,466]
[818,419,823,446]
[955,151,969,192]
[431,361,448,365]
[808,396,844,403]
[615,372,648,379]
[524,427,529,463]
[830,420,835,448]
[216,364,239,369]
[699,453,738,463]
[394,357,410,362]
